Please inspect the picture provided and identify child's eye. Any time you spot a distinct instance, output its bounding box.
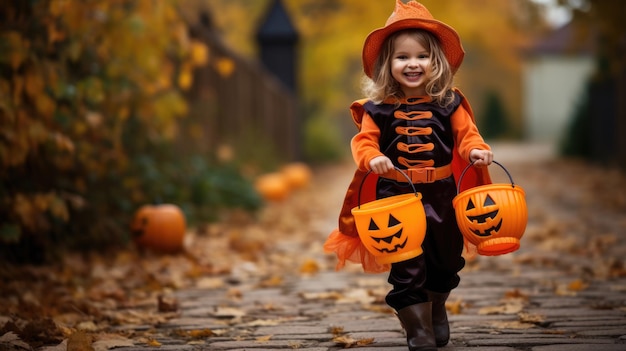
[396,55,408,60]
[418,54,429,59]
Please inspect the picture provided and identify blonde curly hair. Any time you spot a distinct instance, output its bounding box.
[362,29,456,107]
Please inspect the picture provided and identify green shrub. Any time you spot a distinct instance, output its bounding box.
[304,114,346,163]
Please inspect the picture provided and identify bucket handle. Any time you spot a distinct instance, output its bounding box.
[456,160,516,195]
[357,167,418,209]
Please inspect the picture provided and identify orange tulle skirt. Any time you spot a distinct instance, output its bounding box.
[323,229,390,273]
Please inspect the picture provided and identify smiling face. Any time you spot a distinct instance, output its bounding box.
[464,194,503,237]
[367,214,407,253]
[390,32,431,97]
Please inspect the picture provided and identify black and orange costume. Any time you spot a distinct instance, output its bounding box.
[324,89,491,309]
[327,1,493,349]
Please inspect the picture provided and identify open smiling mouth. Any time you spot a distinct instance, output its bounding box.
[471,219,502,237]
[372,229,408,253]
[467,210,503,237]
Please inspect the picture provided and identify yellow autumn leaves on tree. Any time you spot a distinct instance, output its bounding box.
[0,0,211,247]
[199,0,546,131]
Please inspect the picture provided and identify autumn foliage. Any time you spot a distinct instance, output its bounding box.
[0,0,261,261]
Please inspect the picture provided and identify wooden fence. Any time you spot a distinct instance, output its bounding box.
[183,23,300,164]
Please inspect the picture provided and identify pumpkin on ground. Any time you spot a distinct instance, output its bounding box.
[254,172,291,201]
[131,204,187,253]
[281,162,312,189]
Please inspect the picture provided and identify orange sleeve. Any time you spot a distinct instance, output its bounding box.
[451,103,490,162]
[350,113,384,171]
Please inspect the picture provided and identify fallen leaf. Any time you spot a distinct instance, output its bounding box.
[329,326,344,335]
[0,332,32,350]
[490,321,535,329]
[446,299,464,315]
[288,341,305,348]
[336,288,375,305]
[300,291,342,301]
[518,312,545,324]
[258,275,283,288]
[555,283,577,296]
[92,334,134,351]
[195,277,225,289]
[243,319,282,327]
[227,288,243,300]
[157,295,179,312]
[255,334,273,342]
[332,335,375,348]
[478,300,524,315]
[504,289,529,300]
[67,331,94,351]
[76,321,98,332]
[299,258,320,274]
[212,307,245,318]
[39,339,68,351]
[567,279,588,291]
[145,338,161,347]
[186,329,214,339]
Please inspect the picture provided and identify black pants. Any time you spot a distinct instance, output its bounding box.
[377,176,465,311]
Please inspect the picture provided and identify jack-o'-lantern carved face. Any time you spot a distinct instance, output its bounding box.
[464,194,503,237]
[452,162,528,256]
[352,192,426,264]
[367,214,407,253]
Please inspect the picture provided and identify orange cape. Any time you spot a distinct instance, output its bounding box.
[324,89,491,273]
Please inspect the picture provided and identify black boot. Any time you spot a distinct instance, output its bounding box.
[396,302,436,351]
[427,291,450,347]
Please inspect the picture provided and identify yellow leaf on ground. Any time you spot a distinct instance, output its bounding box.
[212,306,245,318]
[146,339,161,347]
[258,275,283,287]
[446,299,463,315]
[256,334,273,342]
[490,321,535,329]
[299,258,320,274]
[332,335,375,347]
[568,279,588,291]
[186,329,214,339]
[519,312,545,324]
[478,300,524,315]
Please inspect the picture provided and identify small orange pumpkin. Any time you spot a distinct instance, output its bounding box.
[254,172,290,201]
[131,204,186,253]
[281,162,312,189]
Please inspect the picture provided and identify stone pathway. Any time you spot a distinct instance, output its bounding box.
[114,142,626,351]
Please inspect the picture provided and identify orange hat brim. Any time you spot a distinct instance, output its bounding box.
[362,18,465,78]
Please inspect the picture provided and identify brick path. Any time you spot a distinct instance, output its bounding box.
[114,143,626,351]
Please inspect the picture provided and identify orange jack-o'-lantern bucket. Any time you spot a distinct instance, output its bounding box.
[352,168,427,264]
[452,161,527,256]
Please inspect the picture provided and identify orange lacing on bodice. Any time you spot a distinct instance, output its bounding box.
[394,110,432,121]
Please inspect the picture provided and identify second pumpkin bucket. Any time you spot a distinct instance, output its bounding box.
[452,161,527,256]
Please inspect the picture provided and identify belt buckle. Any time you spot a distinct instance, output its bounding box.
[413,167,436,183]
[425,167,435,182]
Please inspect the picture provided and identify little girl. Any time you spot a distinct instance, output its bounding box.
[324,1,493,350]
